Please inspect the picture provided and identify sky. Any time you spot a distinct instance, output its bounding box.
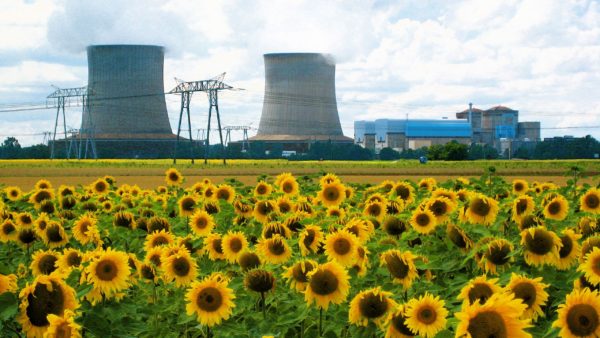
[0,0,599,146]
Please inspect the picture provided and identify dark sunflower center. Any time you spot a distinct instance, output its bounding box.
[358,293,388,319]
[196,287,223,312]
[567,304,599,336]
[448,227,467,248]
[524,231,554,255]
[282,182,294,193]
[46,225,63,242]
[485,244,511,265]
[18,229,36,244]
[256,185,267,194]
[34,191,51,203]
[39,255,58,275]
[26,281,65,327]
[67,253,82,267]
[333,237,351,255]
[149,254,161,267]
[547,201,561,215]
[95,260,118,281]
[212,239,224,254]
[385,254,409,279]
[467,311,507,338]
[2,222,15,234]
[141,265,155,280]
[585,194,600,209]
[514,182,524,191]
[468,283,493,305]
[559,235,574,258]
[10,190,18,197]
[415,213,431,227]
[279,202,291,213]
[239,253,260,271]
[384,217,406,236]
[229,237,243,253]
[268,239,286,255]
[172,257,191,276]
[168,172,179,182]
[310,270,339,295]
[258,202,273,215]
[295,263,316,283]
[21,215,33,224]
[95,182,107,192]
[38,220,48,231]
[217,189,230,200]
[152,236,169,247]
[323,186,340,202]
[515,199,529,215]
[181,198,195,211]
[391,313,416,336]
[417,306,437,325]
[512,282,536,308]
[429,200,447,216]
[195,217,208,229]
[245,270,274,292]
[471,198,491,217]
[367,204,381,216]
[396,186,410,200]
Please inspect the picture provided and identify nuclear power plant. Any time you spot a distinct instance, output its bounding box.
[81,45,177,157]
[249,53,353,152]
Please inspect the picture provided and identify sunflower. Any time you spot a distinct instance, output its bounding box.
[254,181,273,198]
[425,197,456,224]
[257,234,292,264]
[316,182,347,208]
[245,269,276,295]
[178,195,198,217]
[575,274,600,293]
[383,216,407,237]
[295,197,314,216]
[543,194,569,221]
[17,275,78,338]
[518,214,543,231]
[319,173,341,186]
[139,263,159,284]
[579,216,598,237]
[410,208,437,235]
[213,184,234,203]
[283,259,318,292]
[457,275,503,308]
[275,172,293,186]
[262,222,292,239]
[479,238,513,275]
[554,288,600,338]
[238,251,261,271]
[42,221,69,248]
[5,186,22,201]
[505,273,549,322]
[234,199,254,217]
[455,293,531,338]
[404,293,447,338]
[279,176,300,196]
[161,250,197,287]
[512,179,529,195]
[299,225,324,256]
[326,206,346,219]
[113,211,136,229]
[349,287,397,327]
[186,276,236,327]
[145,246,165,267]
[91,178,110,195]
[17,227,37,247]
[322,230,358,267]
[520,226,561,267]
[17,212,34,227]
[45,309,81,338]
[0,273,18,294]
[29,189,55,207]
[557,229,582,270]
[391,182,415,205]
[582,236,600,263]
[304,261,350,310]
[35,179,53,190]
[466,194,499,226]
[72,213,100,246]
[85,248,131,295]
[0,219,18,242]
[165,168,183,185]
[417,178,436,191]
[32,213,51,236]
[56,248,83,273]
[386,199,405,215]
[253,200,277,223]
[30,250,61,277]
[512,195,535,222]
[579,247,600,286]
[446,223,473,253]
[144,229,175,252]
[385,305,416,338]
[221,231,248,263]
[581,188,600,214]
[204,233,226,261]
[187,210,215,237]
[379,250,418,289]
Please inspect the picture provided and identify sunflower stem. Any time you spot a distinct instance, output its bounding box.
[260,291,266,320]
[319,308,323,337]
[206,326,212,338]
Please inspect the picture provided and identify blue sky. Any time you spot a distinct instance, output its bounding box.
[0,0,599,145]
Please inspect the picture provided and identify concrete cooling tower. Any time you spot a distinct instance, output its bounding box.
[82,45,176,158]
[251,53,352,147]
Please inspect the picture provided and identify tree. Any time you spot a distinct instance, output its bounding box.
[379,147,400,160]
[444,141,469,160]
[0,137,21,159]
[427,144,445,160]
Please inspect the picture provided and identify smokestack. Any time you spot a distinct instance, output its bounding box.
[83,45,172,137]
[254,53,347,140]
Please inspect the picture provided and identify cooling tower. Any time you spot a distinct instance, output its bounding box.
[83,44,173,138]
[252,53,352,142]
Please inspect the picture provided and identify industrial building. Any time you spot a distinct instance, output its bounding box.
[81,44,178,158]
[249,53,353,152]
[354,119,472,152]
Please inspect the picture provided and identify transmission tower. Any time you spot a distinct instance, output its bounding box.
[46,86,97,159]
[224,125,252,152]
[67,128,79,159]
[168,73,240,164]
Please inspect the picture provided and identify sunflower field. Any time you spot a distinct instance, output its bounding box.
[0,168,599,337]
